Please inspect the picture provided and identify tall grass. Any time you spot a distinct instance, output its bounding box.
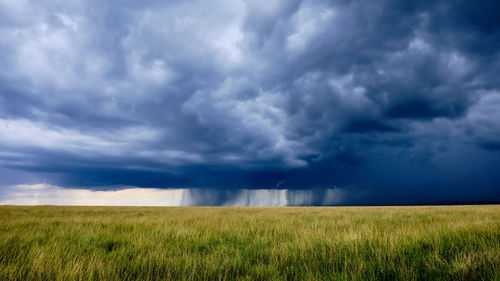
[0,205,499,280]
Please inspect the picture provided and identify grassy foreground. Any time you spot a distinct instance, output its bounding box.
[0,206,499,281]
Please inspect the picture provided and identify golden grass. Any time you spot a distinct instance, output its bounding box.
[0,205,499,280]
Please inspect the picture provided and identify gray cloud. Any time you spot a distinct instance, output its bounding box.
[0,0,499,205]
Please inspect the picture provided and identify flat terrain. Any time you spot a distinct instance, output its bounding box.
[0,205,499,281]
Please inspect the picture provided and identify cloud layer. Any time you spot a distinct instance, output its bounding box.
[1,0,499,205]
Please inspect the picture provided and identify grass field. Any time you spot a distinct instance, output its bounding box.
[0,205,499,281]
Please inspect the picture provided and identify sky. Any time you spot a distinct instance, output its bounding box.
[0,0,499,206]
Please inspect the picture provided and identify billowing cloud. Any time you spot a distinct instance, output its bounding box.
[0,0,499,205]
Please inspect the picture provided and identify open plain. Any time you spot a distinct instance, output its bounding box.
[0,205,499,280]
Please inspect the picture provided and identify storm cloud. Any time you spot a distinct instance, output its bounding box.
[0,0,499,205]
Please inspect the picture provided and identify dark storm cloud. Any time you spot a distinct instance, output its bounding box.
[0,0,499,205]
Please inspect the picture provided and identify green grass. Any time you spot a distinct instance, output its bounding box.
[0,205,499,281]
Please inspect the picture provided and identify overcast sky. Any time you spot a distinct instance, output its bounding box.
[0,0,499,205]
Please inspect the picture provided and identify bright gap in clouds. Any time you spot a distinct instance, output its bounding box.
[1,184,185,206]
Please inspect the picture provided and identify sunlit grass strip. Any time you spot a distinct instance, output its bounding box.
[0,205,499,280]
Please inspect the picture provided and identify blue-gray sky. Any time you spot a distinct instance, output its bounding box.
[0,0,499,205]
